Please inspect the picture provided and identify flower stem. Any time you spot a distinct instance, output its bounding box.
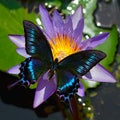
[68,96,81,120]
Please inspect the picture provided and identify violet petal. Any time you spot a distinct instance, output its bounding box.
[8,35,25,48]
[7,64,20,74]
[72,18,84,45]
[33,71,57,108]
[82,64,116,83]
[52,10,64,35]
[71,5,83,30]
[77,82,85,97]
[81,33,109,50]
[39,5,55,39]
[16,48,30,58]
[64,15,73,38]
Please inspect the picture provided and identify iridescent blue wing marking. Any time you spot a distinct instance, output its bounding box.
[56,50,106,101]
[56,70,80,101]
[19,57,50,86]
[9,21,54,88]
[8,57,49,88]
[58,50,106,76]
[23,20,53,63]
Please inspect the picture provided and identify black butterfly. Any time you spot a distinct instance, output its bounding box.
[9,20,106,102]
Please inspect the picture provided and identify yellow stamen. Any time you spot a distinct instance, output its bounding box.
[49,34,81,61]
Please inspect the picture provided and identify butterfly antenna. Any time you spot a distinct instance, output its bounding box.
[7,80,22,90]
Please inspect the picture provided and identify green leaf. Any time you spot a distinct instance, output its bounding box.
[0,1,39,71]
[81,79,100,90]
[96,25,118,68]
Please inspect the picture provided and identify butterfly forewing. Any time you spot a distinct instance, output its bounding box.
[23,20,53,64]
[16,20,54,87]
[58,50,106,76]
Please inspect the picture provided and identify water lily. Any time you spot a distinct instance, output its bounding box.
[8,5,116,108]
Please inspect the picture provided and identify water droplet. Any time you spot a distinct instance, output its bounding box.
[36,18,41,25]
[48,4,52,8]
[78,98,82,102]
[82,103,86,106]
[88,107,92,111]
[83,8,86,14]
[45,2,48,6]
[67,6,72,11]
[72,0,79,5]
[96,22,101,26]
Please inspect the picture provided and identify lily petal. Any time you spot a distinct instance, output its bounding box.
[52,10,64,35]
[73,18,84,45]
[64,15,73,37]
[33,71,57,108]
[81,33,109,50]
[8,64,20,74]
[16,48,30,58]
[71,5,83,30]
[77,82,85,97]
[39,5,55,39]
[82,64,116,83]
[8,35,25,48]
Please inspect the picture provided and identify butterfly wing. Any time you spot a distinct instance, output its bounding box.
[9,21,54,88]
[58,50,106,76]
[20,57,50,85]
[56,69,79,100]
[21,20,54,84]
[8,57,49,89]
[23,20,53,63]
[56,50,106,100]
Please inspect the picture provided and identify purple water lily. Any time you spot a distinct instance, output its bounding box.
[8,5,116,108]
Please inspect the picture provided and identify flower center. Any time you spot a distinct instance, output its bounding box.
[49,34,81,61]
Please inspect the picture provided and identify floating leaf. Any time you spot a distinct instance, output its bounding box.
[81,79,100,90]
[96,25,118,68]
[0,1,39,71]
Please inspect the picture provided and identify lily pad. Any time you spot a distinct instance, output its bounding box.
[0,1,39,71]
[96,25,118,68]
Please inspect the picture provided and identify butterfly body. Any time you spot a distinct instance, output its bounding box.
[9,20,106,103]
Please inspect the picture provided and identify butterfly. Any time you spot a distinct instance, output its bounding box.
[9,20,106,102]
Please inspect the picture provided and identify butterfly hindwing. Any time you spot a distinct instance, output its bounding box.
[19,57,49,86]
[58,50,106,76]
[23,20,53,64]
[55,50,106,99]
[56,69,79,101]
[8,57,49,89]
